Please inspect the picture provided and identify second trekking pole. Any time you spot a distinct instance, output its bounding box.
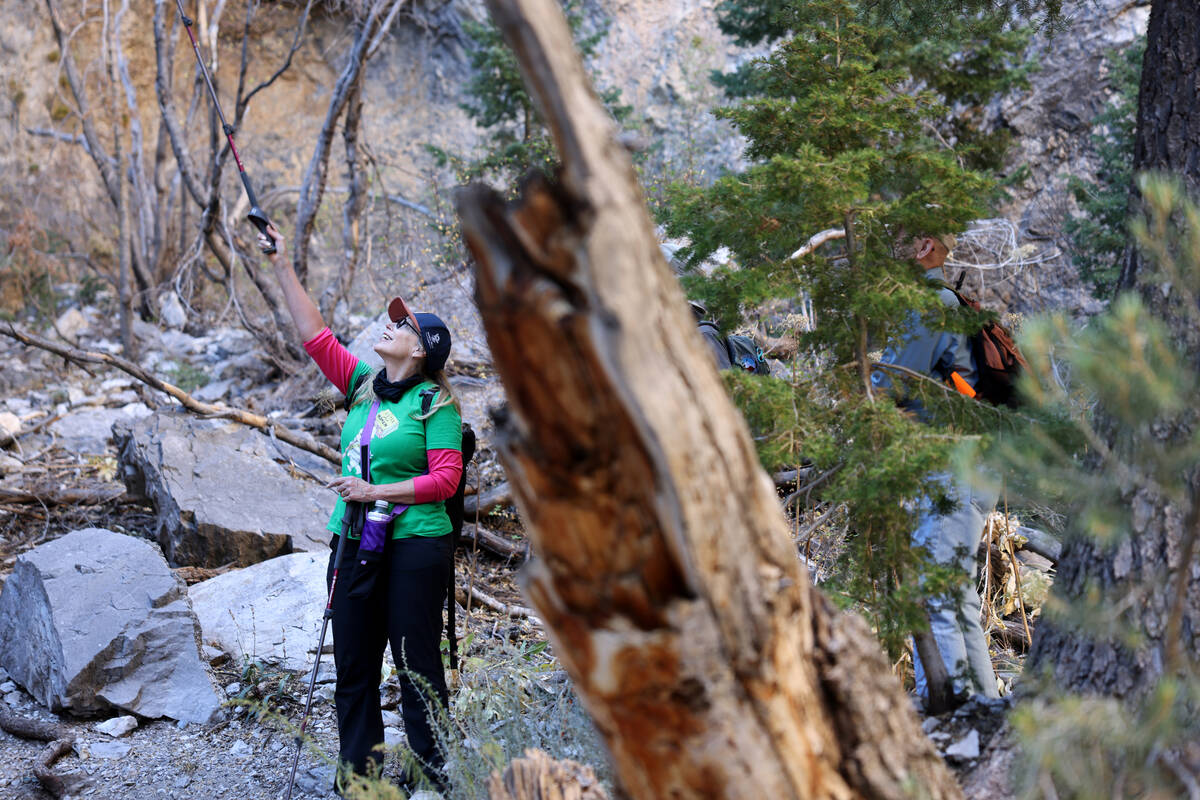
[172,0,275,253]
[283,516,352,800]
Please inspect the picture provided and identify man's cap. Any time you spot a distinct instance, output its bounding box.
[688,299,708,320]
[388,296,452,373]
[935,233,956,253]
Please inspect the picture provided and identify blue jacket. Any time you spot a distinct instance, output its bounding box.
[871,269,977,418]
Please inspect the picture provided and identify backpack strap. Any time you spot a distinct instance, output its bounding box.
[446,422,476,676]
[419,386,438,417]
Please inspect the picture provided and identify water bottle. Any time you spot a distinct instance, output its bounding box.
[360,500,390,561]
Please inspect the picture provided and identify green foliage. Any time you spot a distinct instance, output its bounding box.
[431,637,610,799]
[167,362,211,393]
[431,1,630,186]
[987,176,1200,797]
[1063,37,1144,299]
[661,0,1024,652]
[712,0,1034,172]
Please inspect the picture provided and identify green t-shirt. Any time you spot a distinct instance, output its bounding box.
[326,364,463,539]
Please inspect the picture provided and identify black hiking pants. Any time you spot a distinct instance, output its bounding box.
[326,533,452,786]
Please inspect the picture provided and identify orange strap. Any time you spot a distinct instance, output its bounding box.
[949,371,976,398]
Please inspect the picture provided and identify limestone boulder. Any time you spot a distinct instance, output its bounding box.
[189,552,332,671]
[0,528,222,723]
[48,402,152,454]
[113,410,337,568]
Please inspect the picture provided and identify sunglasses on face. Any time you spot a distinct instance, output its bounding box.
[395,318,418,335]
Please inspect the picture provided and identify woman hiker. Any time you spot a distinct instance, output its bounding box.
[261,224,461,794]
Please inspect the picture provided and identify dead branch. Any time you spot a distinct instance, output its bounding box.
[457,0,960,795]
[24,127,95,154]
[0,486,124,506]
[460,523,525,561]
[0,706,74,798]
[0,706,67,742]
[0,415,62,450]
[455,578,539,621]
[463,481,513,518]
[0,324,340,465]
[34,739,76,799]
[237,0,316,113]
[789,227,845,262]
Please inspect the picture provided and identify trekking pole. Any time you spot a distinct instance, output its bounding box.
[283,517,351,800]
[172,0,275,254]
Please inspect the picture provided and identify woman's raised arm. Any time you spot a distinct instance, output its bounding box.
[261,224,324,342]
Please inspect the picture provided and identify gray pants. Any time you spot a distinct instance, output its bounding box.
[912,474,1000,699]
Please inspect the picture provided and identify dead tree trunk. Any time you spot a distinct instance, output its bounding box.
[456,1,959,797]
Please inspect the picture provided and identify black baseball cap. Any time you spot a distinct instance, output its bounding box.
[388,297,452,373]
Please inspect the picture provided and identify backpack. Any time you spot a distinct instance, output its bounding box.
[944,274,1028,408]
[419,388,476,674]
[725,334,772,376]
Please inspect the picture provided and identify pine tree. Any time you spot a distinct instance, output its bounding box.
[430,1,629,186]
[991,176,1200,797]
[662,0,1016,655]
[1063,37,1144,299]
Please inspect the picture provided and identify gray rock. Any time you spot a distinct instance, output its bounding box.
[0,528,222,723]
[49,402,152,454]
[159,292,188,330]
[54,308,88,342]
[190,552,332,671]
[87,740,132,760]
[294,764,334,797]
[381,709,402,729]
[945,729,981,760]
[383,726,403,748]
[0,681,14,694]
[113,410,337,567]
[228,739,253,757]
[192,379,234,403]
[94,715,138,738]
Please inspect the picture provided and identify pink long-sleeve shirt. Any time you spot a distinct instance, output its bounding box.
[304,327,461,503]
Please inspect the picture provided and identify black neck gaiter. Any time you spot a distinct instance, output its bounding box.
[372,370,424,403]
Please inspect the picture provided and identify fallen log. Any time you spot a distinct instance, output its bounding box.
[0,706,66,741]
[0,324,340,466]
[489,748,609,800]
[460,523,526,561]
[0,485,124,506]
[463,481,513,518]
[1016,526,1061,563]
[455,578,539,622]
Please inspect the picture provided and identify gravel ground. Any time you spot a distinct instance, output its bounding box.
[0,676,349,800]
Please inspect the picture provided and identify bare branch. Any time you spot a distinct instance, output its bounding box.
[0,323,337,465]
[44,0,120,206]
[293,0,406,284]
[789,227,845,261]
[238,0,316,113]
[24,127,97,156]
